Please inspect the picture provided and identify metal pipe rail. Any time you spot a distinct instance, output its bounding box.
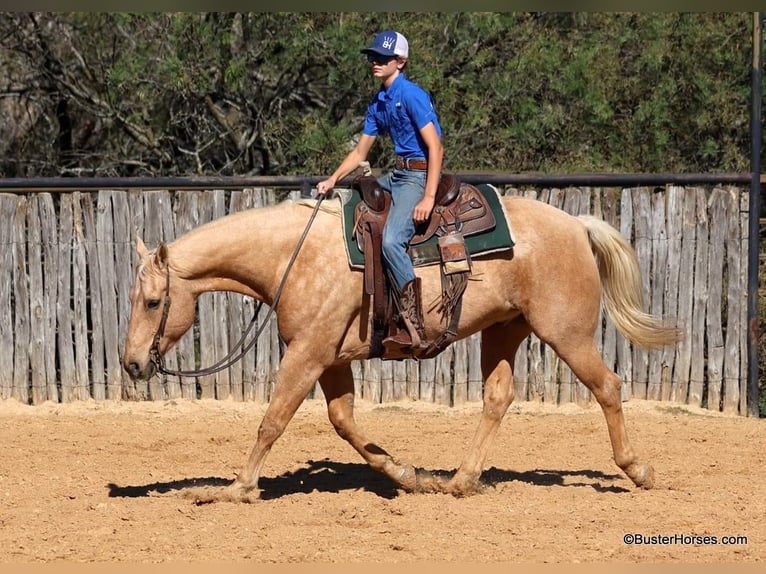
[0,171,756,193]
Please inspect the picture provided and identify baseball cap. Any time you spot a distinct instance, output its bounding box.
[360,31,409,59]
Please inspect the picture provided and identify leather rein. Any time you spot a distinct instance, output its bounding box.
[148,195,325,378]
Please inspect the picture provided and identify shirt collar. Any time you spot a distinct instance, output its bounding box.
[379,72,406,99]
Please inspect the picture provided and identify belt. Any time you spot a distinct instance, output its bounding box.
[395,156,428,171]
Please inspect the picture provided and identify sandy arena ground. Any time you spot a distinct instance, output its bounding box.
[0,397,763,564]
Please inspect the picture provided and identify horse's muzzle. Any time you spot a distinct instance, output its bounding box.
[123,356,156,381]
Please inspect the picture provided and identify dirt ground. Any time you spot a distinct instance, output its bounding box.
[0,396,763,564]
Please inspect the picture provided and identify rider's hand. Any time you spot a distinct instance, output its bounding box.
[316,179,335,196]
[413,196,435,224]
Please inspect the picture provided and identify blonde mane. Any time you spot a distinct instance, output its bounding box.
[294,196,343,217]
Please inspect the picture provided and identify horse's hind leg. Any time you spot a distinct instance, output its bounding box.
[445,321,528,496]
[553,338,654,489]
[446,360,512,495]
[319,364,442,493]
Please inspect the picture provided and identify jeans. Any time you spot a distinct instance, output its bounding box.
[377,168,427,290]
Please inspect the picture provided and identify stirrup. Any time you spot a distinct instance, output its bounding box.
[383,325,413,347]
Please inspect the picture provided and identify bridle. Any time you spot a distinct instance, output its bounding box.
[148,195,324,378]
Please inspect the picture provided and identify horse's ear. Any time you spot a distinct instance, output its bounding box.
[155,242,169,267]
[136,237,148,258]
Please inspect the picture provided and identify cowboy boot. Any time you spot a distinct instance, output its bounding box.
[383,278,427,350]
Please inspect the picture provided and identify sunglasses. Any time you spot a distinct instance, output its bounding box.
[366,53,397,65]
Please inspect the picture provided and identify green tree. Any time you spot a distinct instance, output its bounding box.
[0,12,758,177]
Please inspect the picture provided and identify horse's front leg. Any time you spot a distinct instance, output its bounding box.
[192,340,329,503]
[319,364,443,493]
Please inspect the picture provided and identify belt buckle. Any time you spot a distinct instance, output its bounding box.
[397,156,423,170]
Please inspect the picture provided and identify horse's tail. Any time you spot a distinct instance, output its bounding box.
[579,215,685,349]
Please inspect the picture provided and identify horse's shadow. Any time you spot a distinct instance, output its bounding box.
[107,460,628,500]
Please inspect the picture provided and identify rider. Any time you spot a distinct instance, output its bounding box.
[317,30,444,351]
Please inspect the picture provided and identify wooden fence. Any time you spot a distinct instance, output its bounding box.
[0,185,751,414]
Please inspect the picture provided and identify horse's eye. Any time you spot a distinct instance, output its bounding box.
[147,299,161,310]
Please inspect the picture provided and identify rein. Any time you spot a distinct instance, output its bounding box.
[149,195,325,378]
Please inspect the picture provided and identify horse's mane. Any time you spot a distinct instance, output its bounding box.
[293,197,343,218]
[135,247,162,280]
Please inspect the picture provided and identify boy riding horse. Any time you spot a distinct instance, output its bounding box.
[317,30,444,352]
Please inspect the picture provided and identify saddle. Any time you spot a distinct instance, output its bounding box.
[351,173,496,358]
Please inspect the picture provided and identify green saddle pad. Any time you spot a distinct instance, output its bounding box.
[340,183,515,269]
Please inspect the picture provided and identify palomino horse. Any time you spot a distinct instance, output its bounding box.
[122,192,683,502]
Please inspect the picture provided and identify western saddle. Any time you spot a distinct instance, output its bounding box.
[352,173,496,358]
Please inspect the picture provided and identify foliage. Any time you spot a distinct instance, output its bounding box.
[0,12,758,177]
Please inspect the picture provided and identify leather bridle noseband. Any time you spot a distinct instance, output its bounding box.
[148,195,324,378]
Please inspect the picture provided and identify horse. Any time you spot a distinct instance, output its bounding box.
[122,191,684,502]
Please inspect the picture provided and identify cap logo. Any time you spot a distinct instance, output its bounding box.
[381,35,395,50]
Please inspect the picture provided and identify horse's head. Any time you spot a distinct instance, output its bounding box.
[122,238,197,380]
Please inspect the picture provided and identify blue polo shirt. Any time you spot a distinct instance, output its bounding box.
[363,73,442,160]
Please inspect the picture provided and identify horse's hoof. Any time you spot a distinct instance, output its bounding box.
[220,482,261,503]
[445,476,486,497]
[627,463,655,489]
